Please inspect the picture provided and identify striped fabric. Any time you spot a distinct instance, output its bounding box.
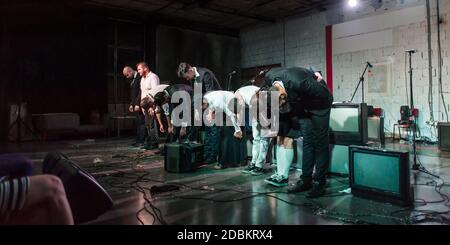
[0,177,30,215]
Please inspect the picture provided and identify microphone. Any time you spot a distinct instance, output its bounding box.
[367,62,373,68]
[405,49,417,53]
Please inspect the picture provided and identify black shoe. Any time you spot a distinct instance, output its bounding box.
[204,158,217,165]
[144,145,159,150]
[307,182,327,198]
[214,164,226,170]
[288,180,313,193]
[250,167,265,176]
[131,142,144,147]
[242,165,256,174]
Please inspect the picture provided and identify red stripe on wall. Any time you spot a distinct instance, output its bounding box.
[326,25,333,93]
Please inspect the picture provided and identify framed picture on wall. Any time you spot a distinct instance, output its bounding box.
[367,61,392,95]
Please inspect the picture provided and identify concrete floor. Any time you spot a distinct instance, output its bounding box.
[1,137,450,225]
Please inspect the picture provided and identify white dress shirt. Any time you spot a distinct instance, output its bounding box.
[140,72,160,100]
[204,91,241,133]
[148,84,169,98]
[235,86,260,106]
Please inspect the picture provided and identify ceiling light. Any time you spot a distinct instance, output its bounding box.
[348,0,359,8]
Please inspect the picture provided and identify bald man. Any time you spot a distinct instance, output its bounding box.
[123,66,145,147]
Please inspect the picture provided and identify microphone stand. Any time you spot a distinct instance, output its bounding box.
[406,50,438,178]
[350,62,371,103]
[227,72,235,91]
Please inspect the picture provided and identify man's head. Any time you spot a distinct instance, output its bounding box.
[137,62,150,77]
[154,91,170,107]
[202,98,209,111]
[123,66,135,79]
[177,62,196,81]
[140,96,154,111]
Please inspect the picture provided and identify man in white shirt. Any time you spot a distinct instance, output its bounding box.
[235,86,271,176]
[137,62,161,150]
[203,91,246,170]
[203,91,242,139]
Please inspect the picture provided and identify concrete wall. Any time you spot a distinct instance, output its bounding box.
[240,0,450,140]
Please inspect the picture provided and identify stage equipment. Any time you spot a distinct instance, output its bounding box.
[349,146,413,206]
[329,144,350,176]
[42,152,114,224]
[329,103,368,145]
[406,49,420,170]
[350,62,372,103]
[164,142,204,173]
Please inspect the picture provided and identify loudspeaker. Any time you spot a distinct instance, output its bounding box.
[400,105,410,122]
[42,152,113,224]
[438,123,450,151]
[164,143,204,173]
[329,144,349,175]
[367,106,375,117]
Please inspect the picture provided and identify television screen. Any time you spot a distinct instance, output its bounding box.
[349,146,412,206]
[329,103,368,145]
[330,108,359,133]
[353,152,400,194]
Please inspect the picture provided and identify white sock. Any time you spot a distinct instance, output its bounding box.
[275,145,282,176]
[279,147,294,179]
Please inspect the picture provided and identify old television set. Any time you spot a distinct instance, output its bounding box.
[438,123,450,152]
[349,146,413,206]
[330,103,368,145]
[368,116,385,145]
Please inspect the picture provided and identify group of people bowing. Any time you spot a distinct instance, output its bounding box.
[124,62,333,198]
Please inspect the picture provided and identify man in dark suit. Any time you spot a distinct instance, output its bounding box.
[261,66,333,197]
[123,66,146,147]
[177,62,222,164]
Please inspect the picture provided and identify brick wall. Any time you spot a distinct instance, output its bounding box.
[240,0,450,140]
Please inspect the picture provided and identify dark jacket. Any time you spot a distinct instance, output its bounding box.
[130,72,142,107]
[264,67,333,111]
[194,67,222,94]
[165,84,194,115]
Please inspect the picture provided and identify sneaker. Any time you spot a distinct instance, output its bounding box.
[288,180,313,193]
[267,173,278,181]
[242,165,256,174]
[214,164,226,170]
[307,182,327,198]
[264,175,288,187]
[250,167,265,176]
[131,142,144,147]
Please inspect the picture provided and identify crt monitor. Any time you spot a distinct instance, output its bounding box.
[330,103,368,145]
[349,146,413,206]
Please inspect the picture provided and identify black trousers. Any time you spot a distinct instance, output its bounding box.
[144,115,159,147]
[299,108,331,183]
[168,126,196,143]
[218,126,246,167]
[136,112,147,143]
